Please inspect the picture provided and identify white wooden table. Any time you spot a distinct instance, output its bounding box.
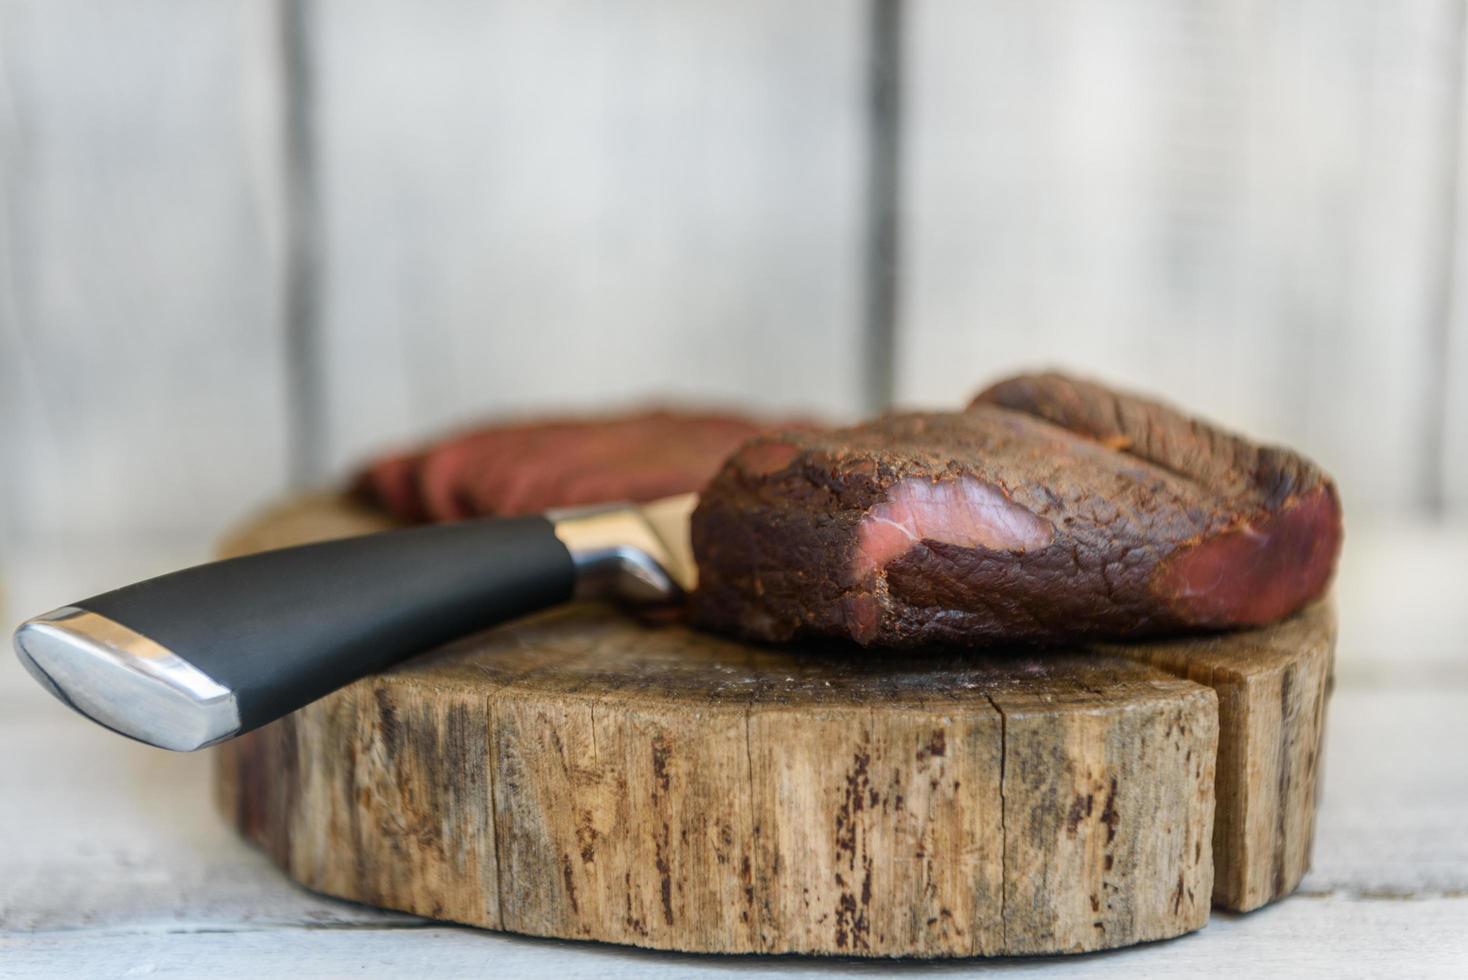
[3,521,1466,978]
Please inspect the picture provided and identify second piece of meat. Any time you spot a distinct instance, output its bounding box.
[356,410,784,523]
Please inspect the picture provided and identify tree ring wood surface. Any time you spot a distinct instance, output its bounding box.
[213,495,1334,958]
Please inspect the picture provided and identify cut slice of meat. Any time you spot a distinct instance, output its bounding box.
[691,373,1342,647]
[354,410,791,522]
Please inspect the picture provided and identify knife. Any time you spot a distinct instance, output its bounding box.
[12,494,697,752]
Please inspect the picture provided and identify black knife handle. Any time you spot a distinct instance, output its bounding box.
[19,516,574,748]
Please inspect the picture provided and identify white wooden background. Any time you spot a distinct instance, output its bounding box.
[3,0,1467,552]
[2,2,1467,974]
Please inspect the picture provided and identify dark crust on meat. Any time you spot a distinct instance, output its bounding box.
[690,373,1342,648]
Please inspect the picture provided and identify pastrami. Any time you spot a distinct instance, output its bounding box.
[691,373,1342,648]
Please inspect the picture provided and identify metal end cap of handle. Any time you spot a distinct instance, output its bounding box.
[13,607,240,752]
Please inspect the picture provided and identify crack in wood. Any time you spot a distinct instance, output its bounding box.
[984,692,1008,956]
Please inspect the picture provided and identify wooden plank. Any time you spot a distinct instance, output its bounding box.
[310,0,867,478]
[5,896,1467,978]
[1302,688,1468,898]
[899,0,1460,518]
[0,1,292,543]
[1329,517,1468,688]
[1447,274,1468,514]
[1442,9,1468,517]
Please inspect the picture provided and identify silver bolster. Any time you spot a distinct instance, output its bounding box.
[549,500,695,604]
[13,607,240,752]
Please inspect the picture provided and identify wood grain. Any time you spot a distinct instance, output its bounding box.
[218,603,1218,957]
[1104,603,1335,911]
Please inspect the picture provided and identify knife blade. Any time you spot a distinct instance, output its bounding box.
[12,493,698,752]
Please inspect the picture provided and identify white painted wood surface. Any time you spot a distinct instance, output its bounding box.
[1442,13,1468,513]
[4,899,1464,979]
[1449,262,1468,511]
[2,522,1466,975]
[900,0,1462,517]
[2,0,1466,561]
[0,1,293,544]
[311,0,867,478]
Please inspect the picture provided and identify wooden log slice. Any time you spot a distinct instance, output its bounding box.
[214,495,1333,957]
